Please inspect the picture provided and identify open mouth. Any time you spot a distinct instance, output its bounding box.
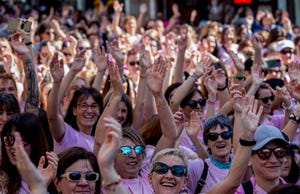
[216,144,226,149]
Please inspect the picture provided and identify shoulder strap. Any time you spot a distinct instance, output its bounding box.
[194,162,209,194]
[242,180,253,194]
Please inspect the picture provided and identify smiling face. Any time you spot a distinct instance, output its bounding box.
[114,137,144,179]
[182,92,205,120]
[257,88,273,115]
[116,101,128,125]
[207,124,232,162]
[149,155,188,194]
[251,141,286,181]
[56,159,96,194]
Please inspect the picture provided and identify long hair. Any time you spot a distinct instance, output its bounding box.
[0,113,49,193]
[64,87,103,135]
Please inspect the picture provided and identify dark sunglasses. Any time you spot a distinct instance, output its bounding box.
[61,171,99,182]
[206,131,232,141]
[151,162,187,177]
[78,46,91,51]
[280,50,295,55]
[129,61,140,66]
[2,134,30,147]
[258,95,275,104]
[254,147,287,160]
[119,145,145,156]
[186,99,206,109]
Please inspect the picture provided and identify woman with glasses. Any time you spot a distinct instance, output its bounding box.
[54,146,101,194]
[0,112,58,193]
[47,53,103,153]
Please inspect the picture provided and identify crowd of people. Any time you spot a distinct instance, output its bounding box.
[0,0,300,193]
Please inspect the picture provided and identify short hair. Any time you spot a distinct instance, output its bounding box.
[122,128,146,158]
[151,148,188,175]
[56,147,101,194]
[0,93,20,113]
[203,114,233,144]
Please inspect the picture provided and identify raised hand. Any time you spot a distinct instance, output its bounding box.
[9,33,29,54]
[174,109,185,135]
[230,84,245,113]
[49,52,64,82]
[93,46,107,72]
[106,40,124,67]
[177,27,188,51]
[227,49,244,73]
[113,0,124,13]
[139,3,148,14]
[251,34,264,51]
[186,111,202,137]
[71,50,86,73]
[287,61,300,84]
[146,56,167,95]
[251,63,264,86]
[204,69,217,96]
[241,96,263,135]
[286,81,300,103]
[108,58,123,96]
[38,151,58,186]
[139,44,152,70]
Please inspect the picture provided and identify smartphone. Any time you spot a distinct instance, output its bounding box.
[7,18,32,33]
[266,58,281,68]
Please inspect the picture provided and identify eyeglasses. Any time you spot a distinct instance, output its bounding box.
[63,52,72,57]
[280,50,295,55]
[78,46,92,51]
[45,31,54,35]
[255,147,287,160]
[77,103,99,112]
[129,61,140,66]
[206,131,232,141]
[258,95,274,104]
[119,145,145,156]
[2,134,30,147]
[151,162,187,177]
[61,171,99,182]
[186,99,206,109]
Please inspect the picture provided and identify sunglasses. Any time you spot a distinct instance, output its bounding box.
[186,99,206,109]
[151,162,187,177]
[206,131,232,141]
[2,134,30,147]
[78,46,92,51]
[61,171,99,182]
[254,147,287,160]
[129,61,140,66]
[258,95,274,104]
[119,145,145,156]
[63,52,72,57]
[280,50,295,55]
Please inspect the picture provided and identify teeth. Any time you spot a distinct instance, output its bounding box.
[161,182,175,187]
[216,145,225,148]
[127,162,137,166]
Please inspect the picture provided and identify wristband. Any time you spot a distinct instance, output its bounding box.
[217,85,227,91]
[282,102,293,111]
[25,41,32,46]
[239,138,256,146]
[207,99,217,105]
[235,73,245,80]
[289,113,300,124]
[190,73,199,82]
[103,176,121,191]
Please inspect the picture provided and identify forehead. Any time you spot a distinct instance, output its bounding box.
[66,159,93,172]
[156,155,184,166]
[121,137,136,147]
[258,88,272,97]
[209,124,229,133]
[0,79,15,87]
[261,140,284,149]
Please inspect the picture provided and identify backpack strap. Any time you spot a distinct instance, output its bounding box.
[194,162,209,194]
[242,180,253,194]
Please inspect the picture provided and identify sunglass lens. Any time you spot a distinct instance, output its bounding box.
[198,99,206,106]
[171,165,186,177]
[120,146,131,156]
[221,131,232,140]
[86,172,98,181]
[69,172,81,181]
[207,133,218,141]
[270,95,275,101]
[153,162,168,174]
[187,100,197,109]
[274,148,286,158]
[134,145,145,155]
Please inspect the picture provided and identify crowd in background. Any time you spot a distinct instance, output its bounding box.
[0,0,300,194]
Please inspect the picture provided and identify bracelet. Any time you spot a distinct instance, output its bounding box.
[239,138,256,146]
[235,73,245,80]
[289,113,300,124]
[190,73,198,82]
[25,41,32,46]
[140,74,146,79]
[217,85,227,91]
[207,99,217,105]
[103,176,122,191]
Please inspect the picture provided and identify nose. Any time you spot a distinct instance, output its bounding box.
[164,169,174,178]
[77,177,89,186]
[128,148,137,158]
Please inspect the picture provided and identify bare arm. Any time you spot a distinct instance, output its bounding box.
[112,0,123,37]
[173,27,187,83]
[92,46,107,91]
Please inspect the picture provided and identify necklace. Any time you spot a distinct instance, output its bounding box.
[210,155,232,169]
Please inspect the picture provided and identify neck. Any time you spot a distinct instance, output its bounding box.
[212,154,230,163]
[77,123,92,135]
[255,175,280,192]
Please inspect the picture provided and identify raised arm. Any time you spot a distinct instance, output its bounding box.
[47,53,66,142]
[97,116,129,194]
[112,0,124,37]
[173,27,187,83]
[147,57,178,157]
[94,60,124,155]
[10,32,39,115]
[207,96,263,194]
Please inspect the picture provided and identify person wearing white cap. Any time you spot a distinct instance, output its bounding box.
[276,39,295,67]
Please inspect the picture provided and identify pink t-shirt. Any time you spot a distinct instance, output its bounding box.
[187,158,229,194]
[121,160,153,194]
[53,122,94,154]
[235,176,287,194]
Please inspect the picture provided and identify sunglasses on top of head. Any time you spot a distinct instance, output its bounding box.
[151,162,187,177]
[186,99,206,109]
[206,131,232,141]
[258,95,274,104]
[119,145,145,156]
[254,147,287,160]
